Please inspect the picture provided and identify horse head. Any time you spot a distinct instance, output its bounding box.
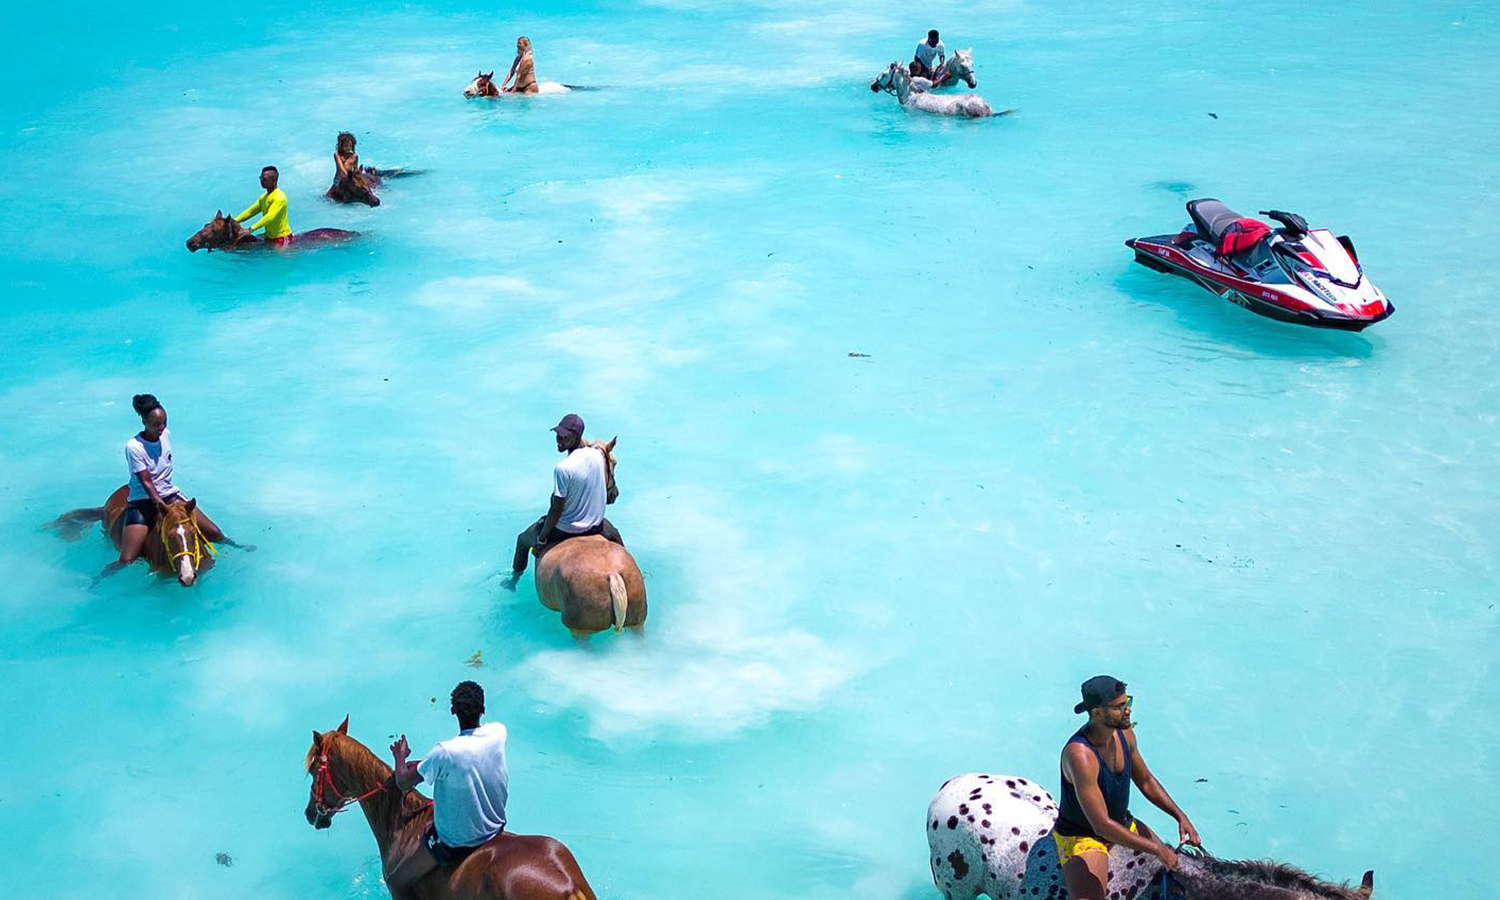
[303,716,355,830]
[464,71,498,98]
[588,436,620,504]
[158,497,207,586]
[1170,849,1374,900]
[949,49,977,88]
[329,173,380,207]
[185,211,253,252]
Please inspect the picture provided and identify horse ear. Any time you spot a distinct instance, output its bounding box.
[605,436,617,453]
[1355,871,1373,898]
[312,729,323,745]
[485,71,494,79]
[185,497,197,513]
[337,715,349,734]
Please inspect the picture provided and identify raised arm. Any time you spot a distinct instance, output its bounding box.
[1063,743,1179,869]
[390,735,424,791]
[1125,730,1200,846]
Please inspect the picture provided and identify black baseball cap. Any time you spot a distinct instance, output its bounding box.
[551,413,585,438]
[1074,675,1126,714]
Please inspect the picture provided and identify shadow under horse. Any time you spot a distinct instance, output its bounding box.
[304,718,597,900]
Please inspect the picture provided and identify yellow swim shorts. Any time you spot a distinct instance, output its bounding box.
[1053,821,1137,865]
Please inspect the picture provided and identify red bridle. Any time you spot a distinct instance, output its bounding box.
[310,751,386,819]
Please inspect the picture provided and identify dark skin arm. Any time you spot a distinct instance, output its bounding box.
[1124,729,1200,846]
[1062,742,1179,869]
[389,735,424,791]
[134,468,170,513]
[535,494,566,546]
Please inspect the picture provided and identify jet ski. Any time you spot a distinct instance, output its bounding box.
[1126,199,1393,331]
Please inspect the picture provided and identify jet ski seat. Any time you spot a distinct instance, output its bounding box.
[1186,198,1244,243]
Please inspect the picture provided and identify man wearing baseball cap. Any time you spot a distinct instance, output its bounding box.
[1055,675,1200,900]
[505,413,623,587]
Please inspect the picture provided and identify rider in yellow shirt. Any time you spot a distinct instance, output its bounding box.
[236,166,293,245]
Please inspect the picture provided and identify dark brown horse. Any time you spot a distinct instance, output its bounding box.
[185,211,357,251]
[304,719,597,900]
[49,486,216,586]
[327,167,422,207]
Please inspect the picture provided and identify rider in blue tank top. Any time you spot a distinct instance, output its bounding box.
[1055,675,1201,900]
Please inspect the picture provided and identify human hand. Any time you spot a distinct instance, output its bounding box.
[390,734,410,765]
[1178,817,1200,848]
[1157,843,1179,871]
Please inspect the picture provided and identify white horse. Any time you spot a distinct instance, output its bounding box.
[871,63,1008,118]
[921,48,978,89]
[927,773,1375,900]
[462,71,575,97]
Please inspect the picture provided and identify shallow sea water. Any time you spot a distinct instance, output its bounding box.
[2,1,1498,897]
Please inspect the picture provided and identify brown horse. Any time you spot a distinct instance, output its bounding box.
[49,486,216,586]
[533,438,647,637]
[327,167,422,207]
[304,718,597,900]
[464,71,501,98]
[185,211,357,251]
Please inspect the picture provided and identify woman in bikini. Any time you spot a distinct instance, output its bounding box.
[501,36,539,94]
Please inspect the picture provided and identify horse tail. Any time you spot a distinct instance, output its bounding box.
[994,107,1019,117]
[45,506,106,541]
[561,84,601,91]
[608,571,628,633]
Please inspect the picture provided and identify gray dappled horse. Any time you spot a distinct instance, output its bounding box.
[871,63,1006,118]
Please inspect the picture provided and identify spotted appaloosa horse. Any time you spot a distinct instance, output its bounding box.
[304,718,597,900]
[928,774,1375,900]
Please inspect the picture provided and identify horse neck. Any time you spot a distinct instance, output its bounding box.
[329,736,409,853]
[894,73,911,104]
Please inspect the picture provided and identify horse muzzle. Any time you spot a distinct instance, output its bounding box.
[185,237,202,252]
[305,801,333,829]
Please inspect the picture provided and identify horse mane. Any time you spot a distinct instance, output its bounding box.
[1187,851,1366,900]
[305,732,434,820]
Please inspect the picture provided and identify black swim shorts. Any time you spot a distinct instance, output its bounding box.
[424,824,491,867]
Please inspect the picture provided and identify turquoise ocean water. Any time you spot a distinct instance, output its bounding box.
[2,1,1497,897]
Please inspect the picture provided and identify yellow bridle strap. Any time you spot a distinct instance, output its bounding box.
[158,516,218,568]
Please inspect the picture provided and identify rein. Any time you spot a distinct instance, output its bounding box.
[159,514,217,568]
[311,751,388,818]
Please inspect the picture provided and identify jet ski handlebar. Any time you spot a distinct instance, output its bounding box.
[1259,209,1309,237]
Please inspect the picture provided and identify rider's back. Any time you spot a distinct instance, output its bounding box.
[420,722,510,847]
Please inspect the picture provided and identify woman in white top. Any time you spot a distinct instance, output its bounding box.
[102,394,243,578]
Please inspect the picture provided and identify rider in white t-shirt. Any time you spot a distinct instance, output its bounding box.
[94,393,248,583]
[387,681,509,889]
[912,29,946,80]
[505,412,624,587]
